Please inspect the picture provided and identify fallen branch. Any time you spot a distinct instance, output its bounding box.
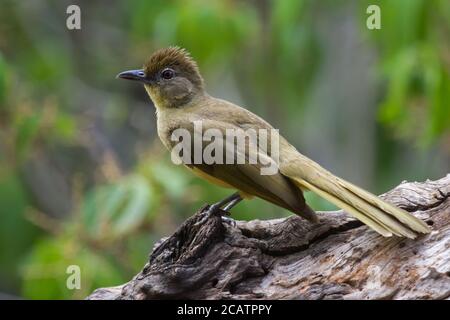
[88,175,450,300]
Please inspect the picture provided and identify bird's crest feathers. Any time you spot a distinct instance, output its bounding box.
[144,46,203,87]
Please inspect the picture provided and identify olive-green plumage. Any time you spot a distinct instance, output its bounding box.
[118,46,430,238]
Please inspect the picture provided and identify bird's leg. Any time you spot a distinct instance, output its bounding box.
[219,193,243,227]
[222,195,243,213]
[198,192,243,225]
[206,192,242,215]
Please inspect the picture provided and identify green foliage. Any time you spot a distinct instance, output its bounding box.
[21,171,159,298]
[0,172,39,292]
[0,54,7,105]
[22,237,124,299]
[366,0,450,145]
[130,0,258,61]
[14,112,42,159]
[82,174,153,239]
[149,161,192,199]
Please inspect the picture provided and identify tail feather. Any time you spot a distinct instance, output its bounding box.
[336,178,430,234]
[283,160,430,238]
[297,179,395,237]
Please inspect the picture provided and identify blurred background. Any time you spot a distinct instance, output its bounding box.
[0,0,449,299]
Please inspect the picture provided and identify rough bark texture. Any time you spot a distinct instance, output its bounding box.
[88,175,450,300]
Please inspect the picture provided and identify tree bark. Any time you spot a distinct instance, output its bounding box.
[87,175,450,300]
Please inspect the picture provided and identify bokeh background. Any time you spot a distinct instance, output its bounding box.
[0,0,449,299]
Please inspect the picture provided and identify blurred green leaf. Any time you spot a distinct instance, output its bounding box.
[150,161,191,199]
[112,175,152,235]
[82,174,153,239]
[22,238,124,299]
[0,53,7,105]
[14,112,42,158]
[0,171,39,291]
[371,0,450,145]
[53,113,76,142]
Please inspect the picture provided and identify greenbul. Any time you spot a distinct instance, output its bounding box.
[117,47,430,238]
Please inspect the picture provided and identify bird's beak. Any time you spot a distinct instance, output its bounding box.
[116,69,152,84]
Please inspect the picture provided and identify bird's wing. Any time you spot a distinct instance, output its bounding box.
[169,119,316,221]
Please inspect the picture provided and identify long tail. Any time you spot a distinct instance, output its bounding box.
[282,157,430,239]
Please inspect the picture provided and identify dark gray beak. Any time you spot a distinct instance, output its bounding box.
[116,69,152,84]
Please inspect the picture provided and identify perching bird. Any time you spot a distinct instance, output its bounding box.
[117,46,430,238]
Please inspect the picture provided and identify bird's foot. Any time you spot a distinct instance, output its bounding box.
[195,203,237,227]
[221,215,237,228]
[195,203,226,226]
[204,203,224,218]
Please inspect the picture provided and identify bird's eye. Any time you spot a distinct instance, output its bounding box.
[161,68,175,80]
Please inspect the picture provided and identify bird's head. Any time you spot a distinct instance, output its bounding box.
[117,47,204,109]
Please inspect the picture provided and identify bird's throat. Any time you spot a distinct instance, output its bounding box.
[144,85,166,110]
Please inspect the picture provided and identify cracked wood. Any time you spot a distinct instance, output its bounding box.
[87,174,450,300]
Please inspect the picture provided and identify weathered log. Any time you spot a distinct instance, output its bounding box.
[88,175,450,300]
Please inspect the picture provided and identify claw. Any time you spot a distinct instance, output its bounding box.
[221,215,237,227]
[194,203,225,227]
[194,192,242,227]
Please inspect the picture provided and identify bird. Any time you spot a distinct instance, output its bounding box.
[117,46,430,239]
